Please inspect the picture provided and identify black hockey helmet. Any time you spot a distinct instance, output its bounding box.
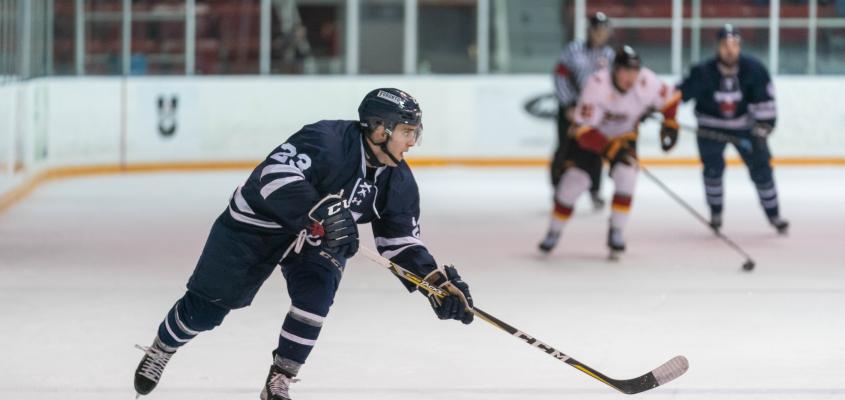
[589,12,610,28]
[613,45,641,70]
[358,88,422,138]
[358,88,422,166]
[717,24,741,41]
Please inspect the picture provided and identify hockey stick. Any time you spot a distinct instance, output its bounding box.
[636,162,757,271]
[677,122,754,153]
[647,113,754,152]
[358,246,689,394]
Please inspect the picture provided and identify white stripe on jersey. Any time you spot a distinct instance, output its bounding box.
[695,112,752,130]
[260,164,304,180]
[227,205,282,229]
[748,100,777,120]
[233,186,255,215]
[375,236,424,248]
[381,244,423,259]
[260,176,305,199]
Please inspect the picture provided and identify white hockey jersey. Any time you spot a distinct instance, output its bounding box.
[573,67,679,139]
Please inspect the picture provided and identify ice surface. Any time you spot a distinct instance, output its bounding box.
[1,166,843,399]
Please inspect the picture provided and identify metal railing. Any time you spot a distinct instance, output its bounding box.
[2,0,844,80]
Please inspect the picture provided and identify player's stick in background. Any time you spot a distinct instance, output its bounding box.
[358,246,689,395]
[633,159,757,271]
[677,122,754,153]
[646,113,754,152]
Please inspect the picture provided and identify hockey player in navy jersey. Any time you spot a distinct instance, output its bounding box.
[133,88,474,400]
[671,24,789,234]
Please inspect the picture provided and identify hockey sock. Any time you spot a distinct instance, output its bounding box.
[610,194,632,230]
[704,176,724,215]
[608,162,637,231]
[156,292,229,350]
[549,167,592,232]
[755,180,780,218]
[549,201,574,233]
[274,305,326,377]
[156,300,200,350]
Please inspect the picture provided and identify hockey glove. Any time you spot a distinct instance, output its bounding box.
[605,132,638,166]
[422,265,474,324]
[306,193,359,258]
[751,122,774,139]
[660,119,679,152]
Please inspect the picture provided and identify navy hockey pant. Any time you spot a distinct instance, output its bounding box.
[697,133,780,218]
[154,215,344,377]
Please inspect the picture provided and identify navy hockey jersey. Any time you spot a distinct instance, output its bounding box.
[678,55,777,132]
[222,120,437,285]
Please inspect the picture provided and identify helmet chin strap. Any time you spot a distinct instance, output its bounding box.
[363,130,401,167]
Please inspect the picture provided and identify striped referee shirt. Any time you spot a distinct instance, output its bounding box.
[553,40,615,106]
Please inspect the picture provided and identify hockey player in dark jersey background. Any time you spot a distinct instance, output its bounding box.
[551,12,615,209]
[669,24,789,234]
[133,88,474,400]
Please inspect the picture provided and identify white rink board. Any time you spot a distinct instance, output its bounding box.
[1,75,844,176]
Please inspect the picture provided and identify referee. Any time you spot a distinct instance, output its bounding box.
[551,12,614,209]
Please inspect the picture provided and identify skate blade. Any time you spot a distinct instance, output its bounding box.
[608,250,622,261]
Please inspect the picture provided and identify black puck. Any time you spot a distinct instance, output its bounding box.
[742,261,755,271]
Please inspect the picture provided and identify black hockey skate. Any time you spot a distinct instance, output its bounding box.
[769,216,789,235]
[134,339,175,397]
[607,227,626,260]
[538,230,561,253]
[261,364,298,400]
[709,213,723,233]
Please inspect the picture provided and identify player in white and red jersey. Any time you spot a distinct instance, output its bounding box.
[538,45,681,259]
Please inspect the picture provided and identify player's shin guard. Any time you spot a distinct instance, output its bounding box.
[608,163,637,255]
[704,176,724,216]
[274,305,326,377]
[540,168,591,253]
[549,167,592,232]
[155,291,229,349]
[609,163,637,231]
[610,194,632,230]
[755,180,780,218]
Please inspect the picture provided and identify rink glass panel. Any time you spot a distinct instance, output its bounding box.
[1,0,844,77]
[83,0,124,75]
[418,0,476,74]
[358,0,404,74]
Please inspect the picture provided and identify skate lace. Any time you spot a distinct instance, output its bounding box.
[134,344,173,382]
[267,371,300,397]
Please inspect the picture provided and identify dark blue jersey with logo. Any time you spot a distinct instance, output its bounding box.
[678,55,777,133]
[221,119,437,286]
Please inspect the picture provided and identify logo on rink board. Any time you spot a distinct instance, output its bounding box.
[523,93,558,120]
[157,95,179,137]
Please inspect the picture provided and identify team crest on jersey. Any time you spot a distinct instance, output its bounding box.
[346,178,379,222]
[714,76,743,117]
[601,112,628,124]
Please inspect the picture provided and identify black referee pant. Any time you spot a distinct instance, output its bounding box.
[550,104,602,193]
